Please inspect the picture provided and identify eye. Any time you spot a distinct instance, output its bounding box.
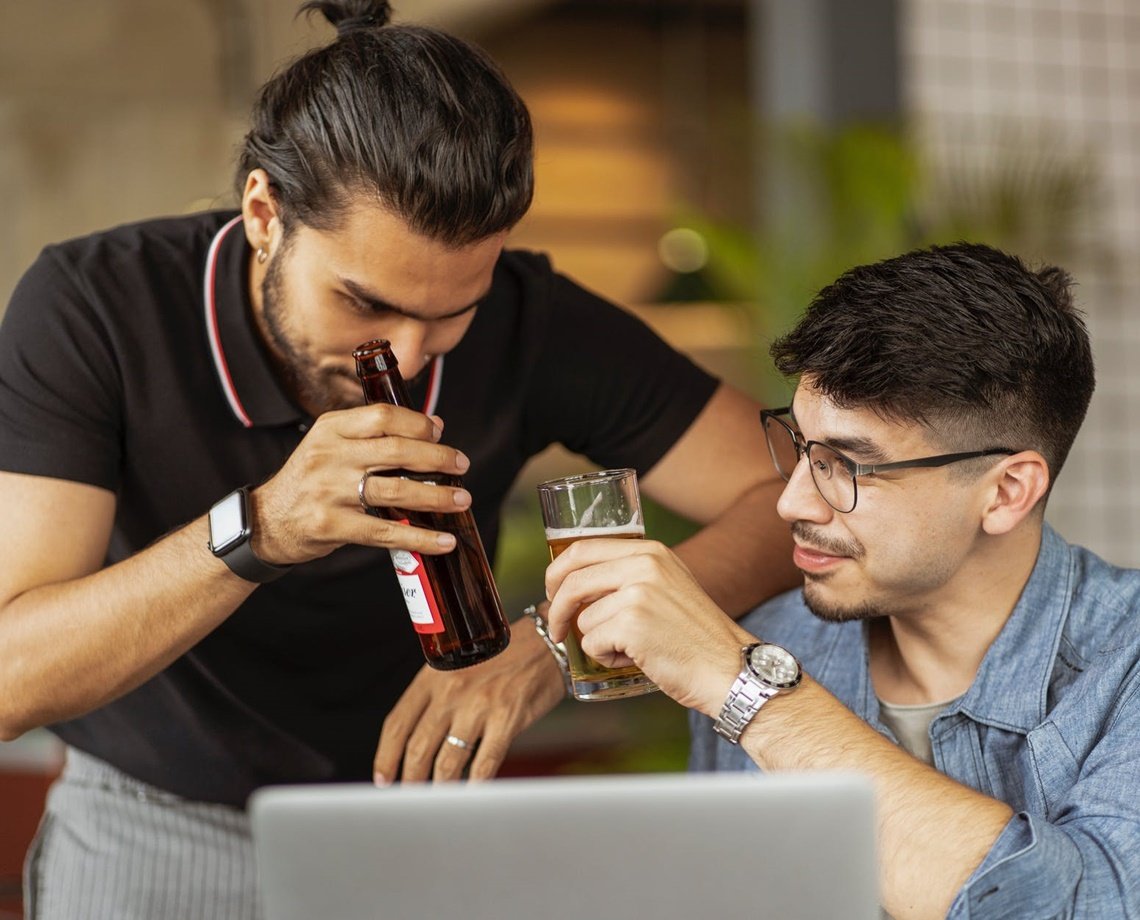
[351,297,385,316]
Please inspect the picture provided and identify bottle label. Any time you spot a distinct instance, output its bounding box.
[388,545,445,635]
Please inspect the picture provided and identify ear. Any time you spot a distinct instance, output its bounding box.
[980,451,1051,536]
[240,169,282,255]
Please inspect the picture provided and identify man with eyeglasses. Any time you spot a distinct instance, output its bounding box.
[545,242,1140,919]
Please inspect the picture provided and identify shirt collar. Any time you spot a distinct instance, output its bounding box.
[948,523,1073,733]
[203,214,305,428]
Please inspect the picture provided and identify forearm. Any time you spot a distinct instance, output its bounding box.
[736,678,1013,920]
[0,515,255,738]
[672,479,798,617]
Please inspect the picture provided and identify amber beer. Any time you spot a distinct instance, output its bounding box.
[537,468,658,700]
[546,526,647,685]
[353,339,510,670]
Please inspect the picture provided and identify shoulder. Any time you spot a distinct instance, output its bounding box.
[45,210,234,271]
[5,211,236,349]
[1063,542,1140,663]
[496,247,641,322]
[1045,539,1140,740]
[21,211,236,306]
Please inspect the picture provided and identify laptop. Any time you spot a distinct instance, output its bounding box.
[250,771,879,920]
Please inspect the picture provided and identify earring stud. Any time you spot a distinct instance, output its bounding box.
[256,247,268,264]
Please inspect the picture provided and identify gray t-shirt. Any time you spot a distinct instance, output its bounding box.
[876,698,956,766]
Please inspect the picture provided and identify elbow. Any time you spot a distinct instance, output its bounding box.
[0,712,33,742]
[0,685,47,741]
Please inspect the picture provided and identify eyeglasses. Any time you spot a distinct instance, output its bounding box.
[760,407,1017,514]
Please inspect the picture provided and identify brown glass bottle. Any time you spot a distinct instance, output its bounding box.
[353,339,510,670]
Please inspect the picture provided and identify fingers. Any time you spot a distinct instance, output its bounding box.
[545,540,673,643]
[375,629,568,785]
[330,408,467,478]
[376,668,485,784]
[327,403,442,442]
[374,678,431,785]
[324,405,470,476]
[388,718,502,784]
[251,403,474,562]
[465,726,511,782]
[544,538,664,607]
[358,472,470,516]
[433,727,483,782]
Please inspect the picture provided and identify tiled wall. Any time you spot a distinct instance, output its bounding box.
[903,0,1140,566]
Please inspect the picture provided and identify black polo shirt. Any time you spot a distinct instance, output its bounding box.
[0,210,718,806]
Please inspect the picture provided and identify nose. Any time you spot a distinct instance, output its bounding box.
[776,453,833,525]
[386,326,431,378]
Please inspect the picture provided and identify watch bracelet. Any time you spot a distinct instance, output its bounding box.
[521,604,573,699]
[714,672,775,744]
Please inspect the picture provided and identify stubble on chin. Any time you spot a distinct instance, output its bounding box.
[801,579,884,624]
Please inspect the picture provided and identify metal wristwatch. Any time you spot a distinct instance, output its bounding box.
[207,486,293,584]
[522,604,574,699]
[713,641,802,744]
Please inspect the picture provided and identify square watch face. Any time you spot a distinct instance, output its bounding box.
[209,490,248,554]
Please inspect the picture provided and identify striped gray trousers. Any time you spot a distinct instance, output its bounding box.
[23,747,262,919]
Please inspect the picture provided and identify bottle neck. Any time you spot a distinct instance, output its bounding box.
[358,367,414,408]
[355,344,414,408]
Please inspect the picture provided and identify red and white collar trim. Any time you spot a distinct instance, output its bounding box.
[421,352,444,417]
[202,216,444,427]
[203,216,254,427]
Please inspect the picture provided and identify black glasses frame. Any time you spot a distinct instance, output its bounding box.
[760,407,1018,513]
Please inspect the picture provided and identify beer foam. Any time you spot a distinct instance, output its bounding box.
[544,524,645,540]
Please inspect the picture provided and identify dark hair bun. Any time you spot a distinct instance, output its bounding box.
[298,0,393,39]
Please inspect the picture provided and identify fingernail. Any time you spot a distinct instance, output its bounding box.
[432,424,443,442]
[438,533,457,549]
[455,452,470,472]
[453,489,471,508]
[373,771,389,787]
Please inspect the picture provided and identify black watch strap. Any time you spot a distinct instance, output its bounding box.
[217,533,293,583]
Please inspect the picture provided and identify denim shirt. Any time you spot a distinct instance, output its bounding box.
[689,524,1140,918]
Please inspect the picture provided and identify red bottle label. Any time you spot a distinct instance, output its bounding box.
[388,530,445,634]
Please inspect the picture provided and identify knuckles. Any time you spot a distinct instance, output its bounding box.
[403,738,435,765]
[622,582,654,608]
[364,402,399,433]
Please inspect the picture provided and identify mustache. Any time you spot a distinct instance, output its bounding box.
[791,521,864,560]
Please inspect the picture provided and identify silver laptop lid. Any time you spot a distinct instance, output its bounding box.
[250,771,878,920]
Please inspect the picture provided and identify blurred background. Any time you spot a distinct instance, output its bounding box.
[2,0,1139,910]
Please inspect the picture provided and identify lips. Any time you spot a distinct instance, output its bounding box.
[792,543,848,573]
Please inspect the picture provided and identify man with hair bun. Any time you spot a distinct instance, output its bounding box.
[0,0,795,915]
[547,242,1140,918]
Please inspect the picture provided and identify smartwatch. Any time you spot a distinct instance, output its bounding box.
[713,641,802,744]
[207,486,292,584]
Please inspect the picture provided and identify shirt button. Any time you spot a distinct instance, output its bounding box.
[298,423,309,433]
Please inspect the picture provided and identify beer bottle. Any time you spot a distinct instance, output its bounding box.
[353,339,510,670]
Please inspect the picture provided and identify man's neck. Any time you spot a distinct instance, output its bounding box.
[868,526,1043,705]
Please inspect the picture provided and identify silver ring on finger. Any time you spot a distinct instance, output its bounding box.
[358,470,384,514]
[444,734,471,751]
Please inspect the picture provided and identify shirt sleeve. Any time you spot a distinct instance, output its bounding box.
[948,670,1140,919]
[0,245,124,489]
[524,272,720,475]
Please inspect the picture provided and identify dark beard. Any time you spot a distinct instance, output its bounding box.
[259,244,357,415]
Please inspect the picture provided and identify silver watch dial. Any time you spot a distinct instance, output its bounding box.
[747,643,802,690]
